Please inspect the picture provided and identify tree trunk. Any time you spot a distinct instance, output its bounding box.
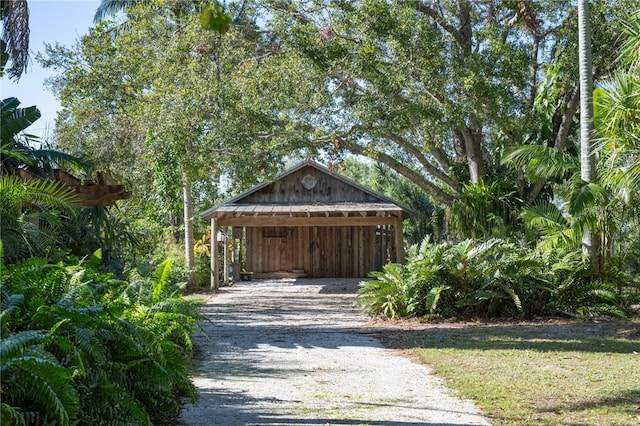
[461,124,485,184]
[578,0,599,267]
[183,173,195,289]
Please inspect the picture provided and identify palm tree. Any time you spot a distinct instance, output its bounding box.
[1,97,90,177]
[595,11,640,193]
[94,0,150,22]
[0,0,30,80]
[578,0,598,263]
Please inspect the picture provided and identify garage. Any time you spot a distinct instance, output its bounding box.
[201,161,408,288]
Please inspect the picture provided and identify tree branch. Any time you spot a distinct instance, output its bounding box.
[384,130,461,195]
[348,142,455,207]
[415,1,464,48]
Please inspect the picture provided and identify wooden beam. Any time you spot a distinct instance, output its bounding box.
[232,227,240,282]
[394,216,405,264]
[223,227,229,286]
[217,215,398,227]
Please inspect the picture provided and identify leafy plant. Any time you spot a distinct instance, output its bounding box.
[357,263,408,319]
[359,237,631,321]
[0,175,79,263]
[450,180,521,240]
[0,253,203,425]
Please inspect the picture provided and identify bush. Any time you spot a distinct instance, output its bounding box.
[358,237,633,320]
[0,252,204,425]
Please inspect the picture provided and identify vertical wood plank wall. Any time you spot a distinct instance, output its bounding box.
[245,226,395,278]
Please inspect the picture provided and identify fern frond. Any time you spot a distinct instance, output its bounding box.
[0,330,45,361]
[3,357,79,425]
[0,402,27,426]
[499,283,523,314]
[0,291,24,323]
[151,259,172,303]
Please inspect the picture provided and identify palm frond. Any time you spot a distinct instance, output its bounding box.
[94,0,151,22]
[568,181,607,216]
[521,201,568,234]
[617,11,640,70]
[502,144,579,181]
[1,99,41,144]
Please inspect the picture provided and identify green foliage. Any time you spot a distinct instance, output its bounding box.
[450,180,521,240]
[0,255,203,425]
[358,238,632,321]
[1,97,90,177]
[502,145,579,183]
[200,2,232,33]
[357,263,408,319]
[0,175,79,263]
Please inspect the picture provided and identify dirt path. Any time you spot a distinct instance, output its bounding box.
[178,278,490,426]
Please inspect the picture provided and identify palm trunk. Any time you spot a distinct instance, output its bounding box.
[578,1,595,184]
[578,0,600,268]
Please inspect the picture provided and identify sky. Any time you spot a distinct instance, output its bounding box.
[1,0,101,142]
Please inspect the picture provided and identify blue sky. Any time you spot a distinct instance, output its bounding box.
[1,0,100,142]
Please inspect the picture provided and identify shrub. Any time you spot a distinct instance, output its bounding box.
[358,237,632,320]
[0,253,203,425]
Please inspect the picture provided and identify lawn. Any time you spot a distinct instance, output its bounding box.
[369,319,640,425]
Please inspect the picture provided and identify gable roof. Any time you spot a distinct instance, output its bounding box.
[201,160,409,220]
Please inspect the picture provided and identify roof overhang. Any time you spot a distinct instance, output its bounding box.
[206,202,406,227]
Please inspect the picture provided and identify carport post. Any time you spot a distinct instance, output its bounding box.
[394,216,405,264]
[223,227,229,285]
[210,217,219,290]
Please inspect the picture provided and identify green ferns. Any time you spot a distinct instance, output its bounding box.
[358,238,631,320]
[0,254,204,425]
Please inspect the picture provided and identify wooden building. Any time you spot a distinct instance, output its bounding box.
[201,161,409,288]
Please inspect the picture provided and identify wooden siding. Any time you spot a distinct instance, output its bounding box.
[239,166,381,204]
[245,225,395,278]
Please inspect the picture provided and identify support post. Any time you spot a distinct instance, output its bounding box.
[394,216,405,264]
[232,227,240,282]
[223,227,229,285]
[210,217,219,290]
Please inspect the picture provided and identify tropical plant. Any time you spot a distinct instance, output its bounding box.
[0,175,79,263]
[358,237,629,321]
[594,11,640,203]
[0,253,203,425]
[0,328,79,425]
[357,263,408,319]
[0,0,29,80]
[1,97,89,177]
[449,179,521,240]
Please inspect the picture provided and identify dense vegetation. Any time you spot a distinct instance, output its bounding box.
[1,252,202,425]
[1,0,640,422]
[354,4,640,320]
[2,35,203,424]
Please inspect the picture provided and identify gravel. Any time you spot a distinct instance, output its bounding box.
[178,278,491,426]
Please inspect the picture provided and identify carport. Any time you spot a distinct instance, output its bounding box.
[201,161,408,289]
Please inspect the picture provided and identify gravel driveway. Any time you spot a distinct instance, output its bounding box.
[178,278,490,426]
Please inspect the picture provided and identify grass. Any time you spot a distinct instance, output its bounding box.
[371,319,640,425]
